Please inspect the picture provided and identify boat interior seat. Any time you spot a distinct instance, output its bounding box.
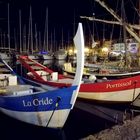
[50,72,58,81]
[33,70,51,81]
[64,63,72,72]
[0,74,17,87]
[5,85,33,96]
[31,66,43,70]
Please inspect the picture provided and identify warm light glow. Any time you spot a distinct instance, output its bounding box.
[74,49,77,54]
[84,47,89,53]
[68,49,73,54]
[102,47,109,53]
[68,47,91,55]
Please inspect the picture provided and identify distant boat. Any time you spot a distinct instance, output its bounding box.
[63,62,140,80]
[0,4,12,60]
[54,49,67,60]
[54,26,67,60]
[38,8,54,60]
[38,51,54,60]
[0,48,12,60]
[0,22,84,128]
[19,55,74,87]
[38,59,53,66]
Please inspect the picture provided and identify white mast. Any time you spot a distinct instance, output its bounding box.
[30,7,33,54]
[34,24,38,52]
[0,32,2,47]
[27,6,33,54]
[47,8,48,51]
[43,8,48,51]
[23,25,26,53]
[61,28,63,49]
[14,29,17,51]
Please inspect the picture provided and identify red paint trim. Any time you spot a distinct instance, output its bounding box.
[80,75,140,92]
[19,55,71,87]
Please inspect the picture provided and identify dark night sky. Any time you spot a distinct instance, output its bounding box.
[0,0,139,47]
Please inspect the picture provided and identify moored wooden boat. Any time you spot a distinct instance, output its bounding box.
[79,75,140,105]
[0,22,85,128]
[18,55,74,87]
[63,62,140,80]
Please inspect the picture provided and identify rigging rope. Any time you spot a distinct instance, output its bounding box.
[46,96,61,127]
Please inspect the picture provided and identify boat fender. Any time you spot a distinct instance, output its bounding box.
[88,75,97,82]
[0,89,6,94]
[102,77,107,81]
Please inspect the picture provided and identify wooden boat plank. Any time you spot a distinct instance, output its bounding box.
[30,66,43,70]
[0,68,10,73]
[50,78,74,83]
[0,63,5,66]
[25,61,35,65]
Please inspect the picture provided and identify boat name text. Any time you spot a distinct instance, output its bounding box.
[106,80,131,88]
[23,97,53,107]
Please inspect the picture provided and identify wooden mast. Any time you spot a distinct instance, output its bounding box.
[121,0,127,67]
[94,0,140,43]
[80,16,140,30]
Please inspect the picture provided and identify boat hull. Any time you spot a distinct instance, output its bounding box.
[0,108,70,128]
[78,88,140,102]
[63,66,140,80]
[0,85,77,128]
[79,75,140,103]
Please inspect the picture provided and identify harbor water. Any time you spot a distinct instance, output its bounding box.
[0,104,115,140]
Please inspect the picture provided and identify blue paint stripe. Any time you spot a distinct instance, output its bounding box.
[0,86,77,112]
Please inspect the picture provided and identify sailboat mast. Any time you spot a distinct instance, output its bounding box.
[8,3,10,52]
[43,8,48,51]
[93,13,95,41]
[19,10,22,53]
[27,6,33,54]
[4,33,6,49]
[14,29,17,52]
[53,28,56,52]
[35,24,38,52]
[30,7,33,54]
[61,28,63,49]
[23,25,26,53]
[46,8,48,51]
[94,0,140,43]
[138,0,140,37]
[38,31,42,51]
[121,0,127,67]
[0,32,2,48]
